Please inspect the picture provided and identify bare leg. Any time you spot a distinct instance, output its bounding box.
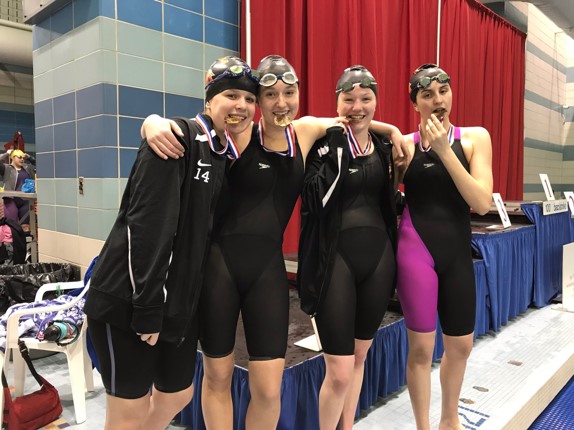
[339,339,373,430]
[406,329,436,430]
[202,354,235,429]
[144,384,194,430]
[245,358,285,429]
[105,393,150,430]
[439,333,473,430]
[319,354,355,430]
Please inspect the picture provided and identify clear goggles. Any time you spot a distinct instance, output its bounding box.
[259,71,298,87]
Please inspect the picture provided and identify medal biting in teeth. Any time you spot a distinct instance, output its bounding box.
[274,113,292,127]
[224,115,242,124]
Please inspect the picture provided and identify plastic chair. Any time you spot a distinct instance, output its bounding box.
[1,280,93,424]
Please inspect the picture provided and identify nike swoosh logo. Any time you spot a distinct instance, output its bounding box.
[198,160,212,167]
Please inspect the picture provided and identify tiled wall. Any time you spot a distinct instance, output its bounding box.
[514,2,574,200]
[33,0,239,273]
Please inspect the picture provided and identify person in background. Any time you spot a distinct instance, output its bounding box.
[395,63,493,430]
[83,56,258,430]
[298,65,398,430]
[142,56,406,430]
[0,149,36,228]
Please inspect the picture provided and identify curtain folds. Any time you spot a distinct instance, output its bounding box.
[242,0,526,253]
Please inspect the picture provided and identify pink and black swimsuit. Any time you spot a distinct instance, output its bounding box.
[396,126,476,336]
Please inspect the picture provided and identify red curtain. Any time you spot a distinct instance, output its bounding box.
[242,0,525,253]
[440,0,526,200]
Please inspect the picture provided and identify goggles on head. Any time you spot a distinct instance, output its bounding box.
[336,76,377,94]
[259,71,298,87]
[411,72,450,92]
[206,65,260,88]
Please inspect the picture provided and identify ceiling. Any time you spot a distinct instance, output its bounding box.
[480,0,574,38]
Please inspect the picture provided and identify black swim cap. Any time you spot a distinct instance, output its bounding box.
[205,56,259,102]
[336,65,377,98]
[256,55,299,87]
[409,64,450,102]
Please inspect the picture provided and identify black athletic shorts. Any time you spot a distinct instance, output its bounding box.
[88,317,199,399]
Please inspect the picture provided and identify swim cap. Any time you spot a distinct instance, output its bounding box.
[256,55,299,87]
[205,56,259,102]
[409,64,451,102]
[336,65,377,97]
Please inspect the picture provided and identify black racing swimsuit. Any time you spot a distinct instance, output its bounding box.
[200,125,304,360]
[315,151,395,356]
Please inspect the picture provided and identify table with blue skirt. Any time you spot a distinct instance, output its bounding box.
[471,224,536,331]
[520,203,574,307]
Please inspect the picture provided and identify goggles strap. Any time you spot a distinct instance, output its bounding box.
[346,126,372,159]
[258,119,296,157]
[195,114,228,155]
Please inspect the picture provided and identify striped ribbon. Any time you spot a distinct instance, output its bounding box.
[346,126,372,159]
[258,119,296,157]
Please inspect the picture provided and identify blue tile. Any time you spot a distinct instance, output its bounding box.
[15,112,34,123]
[117,0,162,31]
[77,84,117,119]
[120,148,138,178]
[74,0,115,26]
[36,152,55,178]
[118,86,163,118]
[205,0,238,24]
[54,122,76,150]
[165,93,204,118]
[73,0,99,26]
[119,117,144,148]
[100,0,116,18]
[53,93,76,123]
[78,147,118,177]
[77,115,117,149]
[33,18,52,50]
[205,18,238,51]
[54,150,77,178]
[165,0,202,13]
[164,5,203,41]
[50,2,74,40]
[35,100,53,127]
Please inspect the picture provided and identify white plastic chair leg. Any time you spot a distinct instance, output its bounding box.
[12,348,26,397]
[66,341,87,424]
[83,348,94,392]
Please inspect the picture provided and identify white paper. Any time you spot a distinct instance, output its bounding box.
[294,317,323,352]
[492,193,511,228]
[564,192,574,216]
[539,173,555,201]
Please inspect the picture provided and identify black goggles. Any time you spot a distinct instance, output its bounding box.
[206,65,260,87]
[412,72,450,91]
[336,77,377,93]
[259,71,298,87]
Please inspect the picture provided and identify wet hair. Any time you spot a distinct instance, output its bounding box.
[408,64,451,102]
[335,65,377,98]
[204,56,259,102]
